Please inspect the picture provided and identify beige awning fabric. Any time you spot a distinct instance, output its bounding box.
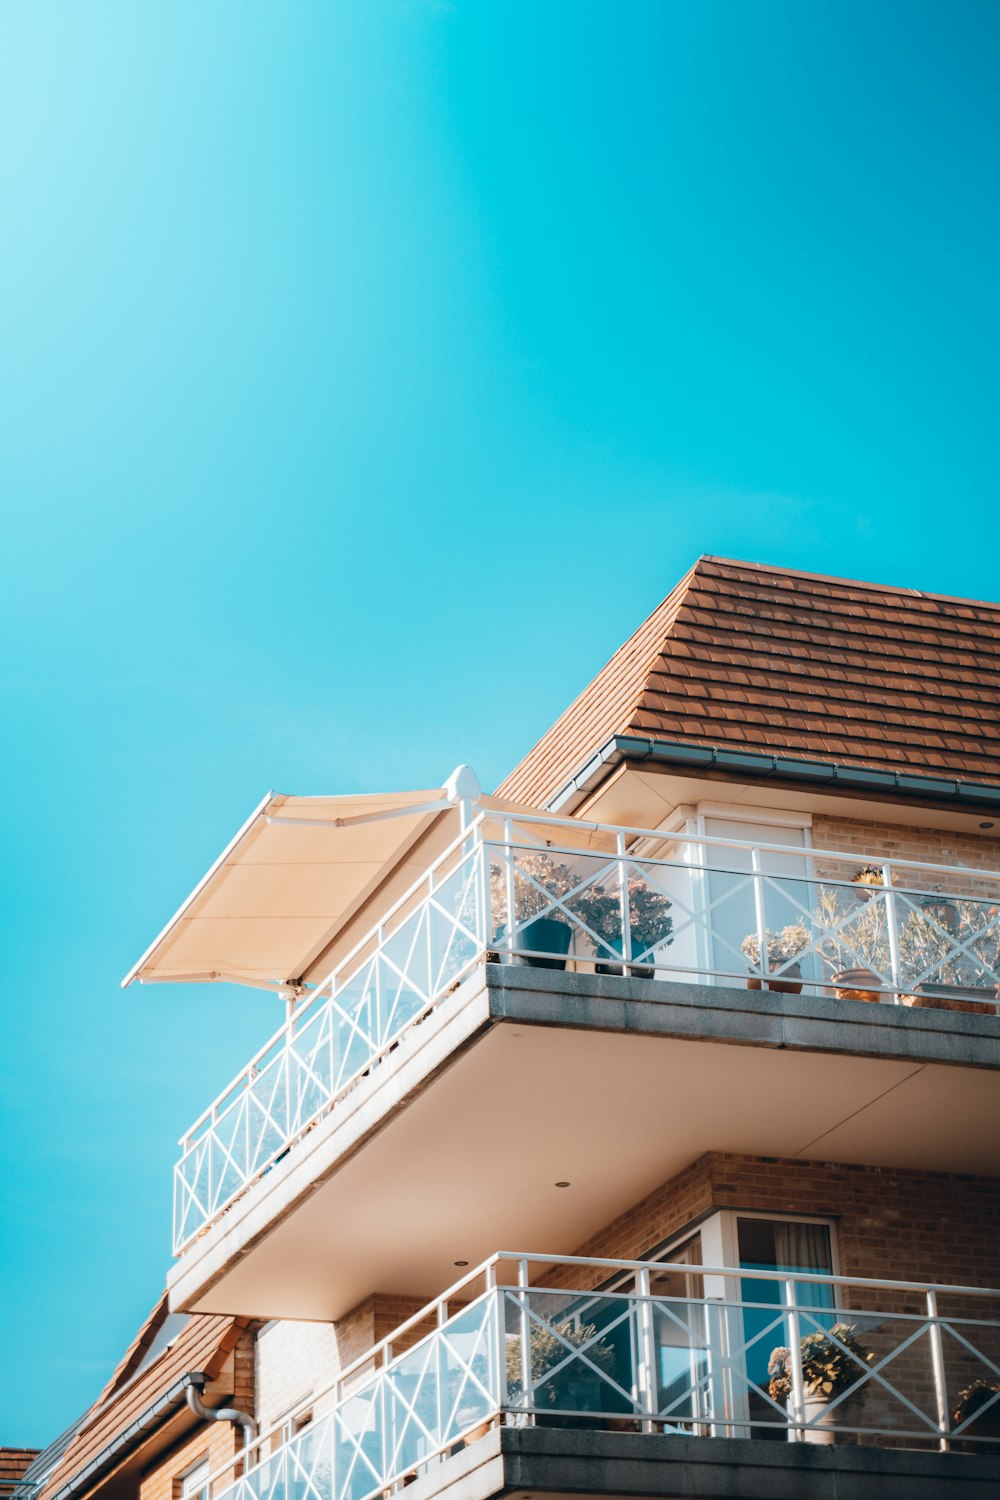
[122,770,609,995]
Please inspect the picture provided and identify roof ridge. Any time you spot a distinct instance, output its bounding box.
[699,555,1000,612]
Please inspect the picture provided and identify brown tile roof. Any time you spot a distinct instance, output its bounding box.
[38,1299,246,1500]
[497,556,1000,806]
[0,1452,39,1496]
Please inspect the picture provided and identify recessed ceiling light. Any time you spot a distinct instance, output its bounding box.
[555,1181,571,1188]
[454,1259,469,1267]
[980,821,995,830]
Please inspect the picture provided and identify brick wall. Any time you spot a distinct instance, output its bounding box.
[139,1413,236,1500]
[812,814,1000,897]
[138,1332,255,1500]
[255,1295,430,1435]
[557,1151,1000,1288]
[540,1152,1000,1445]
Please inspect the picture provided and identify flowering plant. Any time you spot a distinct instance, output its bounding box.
[768,1323,873,1401]
[489,851,581,930]
[578,874,674,954]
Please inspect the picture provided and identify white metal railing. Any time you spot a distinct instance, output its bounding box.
[173,814,1000,1252]
[197,1252,1000,1500]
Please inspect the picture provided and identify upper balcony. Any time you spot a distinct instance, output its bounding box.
[198,1251,1000,1500]
[161,806,1000,1318]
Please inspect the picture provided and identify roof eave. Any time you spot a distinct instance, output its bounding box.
[548,735,1000,816]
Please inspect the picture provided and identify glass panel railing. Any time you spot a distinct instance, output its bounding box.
[207,1256,1000,1500]
[176,819,1000,1251]
[173,840,487,1251]
[227,1292,500,1500]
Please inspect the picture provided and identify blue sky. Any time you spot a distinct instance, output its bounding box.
[2,0,998,1446]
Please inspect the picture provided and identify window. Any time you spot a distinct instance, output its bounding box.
[177,1458,210,1500]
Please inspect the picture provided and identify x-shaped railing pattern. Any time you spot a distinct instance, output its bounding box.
[229,1296,500,1500]
[489,839,1000,997]
[173,847,487,1250]
[176,827,1000,1250]
[216,1269,1000,1500]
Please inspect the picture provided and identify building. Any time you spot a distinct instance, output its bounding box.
[19,1298,256,1500]
[29,559,1000,1499]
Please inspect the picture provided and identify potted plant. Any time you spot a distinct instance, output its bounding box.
[767,1323,873,1444]
[582,875,673,978]
[952,1378,1000,1452]
[489,853,580,969]
[900,900,1000,1013]
[851,865,884,903]
[919,882,959,933]
[814,886,889,1001]
[506,1316,617,1428]
[740,921,810,995]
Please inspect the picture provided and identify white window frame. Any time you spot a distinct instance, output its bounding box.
[655,1208,841,1436]
[178,1457,210,1500]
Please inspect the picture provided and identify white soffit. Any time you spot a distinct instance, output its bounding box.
[122,775,598,995]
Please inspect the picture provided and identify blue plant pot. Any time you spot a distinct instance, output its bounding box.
[504,916,572,970]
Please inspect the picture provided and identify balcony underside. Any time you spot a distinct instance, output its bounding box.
[414,1426,1000,1500]
[168,965,1000,1320]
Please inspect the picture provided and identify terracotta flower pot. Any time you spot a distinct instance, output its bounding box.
[832,968,882,1002]
[747,962,803,996]
[903,983,998,1016]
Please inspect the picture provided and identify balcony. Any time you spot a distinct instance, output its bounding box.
[205,1254,1000,1500]
[173,813,1000,1257]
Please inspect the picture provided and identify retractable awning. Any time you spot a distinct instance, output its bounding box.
[122,767,603,996]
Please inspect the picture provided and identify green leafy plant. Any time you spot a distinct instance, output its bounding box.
[768,1323,873,1401]
[740,920,810,970]
[506,1317,616,1408]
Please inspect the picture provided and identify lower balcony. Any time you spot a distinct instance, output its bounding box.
[209,1254,1000,1500]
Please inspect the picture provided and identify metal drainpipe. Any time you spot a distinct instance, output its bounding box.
[182,1373,258,1467]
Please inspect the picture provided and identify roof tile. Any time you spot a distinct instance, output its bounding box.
[498,556,1000,805]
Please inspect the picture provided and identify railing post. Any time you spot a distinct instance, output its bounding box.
[635,1266,657,1433]
[425,880,435,999]
[477,839,491,955]
[785,1279,806,1441]
[926,1289,951,1452]
[435,1293,446,1454]
[504,819,517,958]
[377,1365,389,1496]
[375,923,386,1046]
[882,862,901,1001]
[206,1129,215,1223]
[704,1299,728,1437]
[489,1269,506,1425]
[617,832,633,967]
[751,847,769,979]
[517,1257,535,1424]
